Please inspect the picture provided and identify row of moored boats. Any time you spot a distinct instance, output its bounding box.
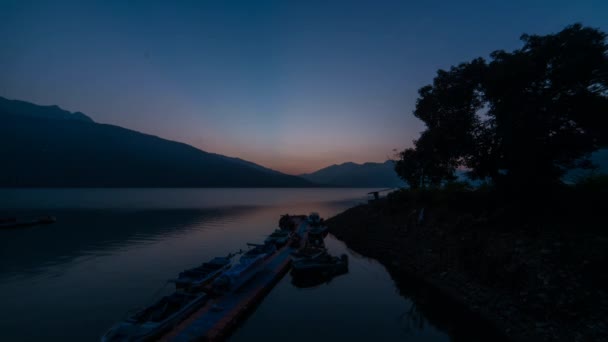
[102,212,348,341]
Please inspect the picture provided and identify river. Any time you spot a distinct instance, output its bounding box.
[0,188,484,341]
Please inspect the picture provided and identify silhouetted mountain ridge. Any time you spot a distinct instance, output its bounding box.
[0,96,313,187]
[0,96,94,123]
[300,161,405,187]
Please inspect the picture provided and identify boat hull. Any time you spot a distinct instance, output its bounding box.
[214,253,269,292]
[291,254,348,278]
[173,257,232,290]
[101,293,208,342]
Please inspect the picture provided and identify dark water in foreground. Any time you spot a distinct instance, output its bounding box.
[1,189,491,341]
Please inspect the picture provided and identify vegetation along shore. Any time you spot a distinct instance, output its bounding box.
[327,183,607,342]
[329,24,608,342]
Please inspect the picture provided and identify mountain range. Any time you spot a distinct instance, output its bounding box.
[1,96,409,188]
[0,97,313,187]
[299,161,405,188]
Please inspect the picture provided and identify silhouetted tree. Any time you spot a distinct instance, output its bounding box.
[396,24,608,192]
[484,24,608,190]
[395,134,457,189]
[395,148,423,189]
[405,59,486,187]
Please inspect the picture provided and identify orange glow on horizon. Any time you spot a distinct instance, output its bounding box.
[195,142,396,175]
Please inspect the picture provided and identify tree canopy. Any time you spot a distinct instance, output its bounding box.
[396,24,608,191]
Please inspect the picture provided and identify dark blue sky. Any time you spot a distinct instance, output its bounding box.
[1,0,606,173]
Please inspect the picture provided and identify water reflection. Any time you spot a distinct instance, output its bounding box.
[386,262,508,342]
[0,189,497,342]
[290,271,346,288]
[0,188,370,210]
[0,208,255,280]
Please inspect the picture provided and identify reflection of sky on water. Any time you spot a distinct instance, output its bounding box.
[0,188,371,209]
[0,189,497,341]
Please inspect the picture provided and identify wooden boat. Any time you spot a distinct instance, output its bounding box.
[101,292,208,342]
[307,212,323,227]
[290,247,327,262]
[0,216,56,229]
[278,214,296,231]
[213,243,276,292]
[240,242,277,261]
[291,253,348,277]
[264,229,293,247]
[307,226,328,248]
[171,256,232,290]
[308,225,328,235]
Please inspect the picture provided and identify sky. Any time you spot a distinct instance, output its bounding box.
[0,0,606,174]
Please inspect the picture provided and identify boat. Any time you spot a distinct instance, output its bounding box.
[213,243,276,291]
[171,256,232,290]
[264,229,293,247]
[240,242,277,261]
[308,225,328,235]
[291,253,348,277]
[307,212,323,227]
[0,216,56,229]
[278,214,296,231]
[290,247,327,263]
[307,226,328,247]
[101,292,208,342]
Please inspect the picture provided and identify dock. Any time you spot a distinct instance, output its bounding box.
[161,218,309,341]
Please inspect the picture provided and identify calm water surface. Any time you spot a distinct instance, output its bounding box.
[0,189,484,341]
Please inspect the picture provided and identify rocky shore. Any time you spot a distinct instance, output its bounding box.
[326,192,607,342]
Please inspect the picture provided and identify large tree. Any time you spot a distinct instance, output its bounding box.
[396,24,608,191]
[395,59,485,188]
[484,24,608,189]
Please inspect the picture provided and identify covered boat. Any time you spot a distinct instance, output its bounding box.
[213,243,276,291]
[264,229,293,247]
[307,212,323,227]
[290,247,327,263]
[278,214,296,231]
[171,256,232,289]
[101,292,208,342]
[240,242,277,261]
[291,253,348,277]
[307,227,327,247]
[308,225,328,235]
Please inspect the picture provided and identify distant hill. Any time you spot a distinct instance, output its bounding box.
[0,96,314,187]
[300,161,405,188]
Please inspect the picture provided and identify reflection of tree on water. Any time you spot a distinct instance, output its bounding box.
[387,266,508,342]
[290,270,348,288]
[290,272,332,288]
[399,302,426,334]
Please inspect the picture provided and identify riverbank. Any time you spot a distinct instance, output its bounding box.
[326,189,607,342]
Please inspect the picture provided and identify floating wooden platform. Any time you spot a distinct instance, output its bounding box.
[161,219,308,341]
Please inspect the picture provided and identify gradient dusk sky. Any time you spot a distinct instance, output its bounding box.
[1,1,606,174]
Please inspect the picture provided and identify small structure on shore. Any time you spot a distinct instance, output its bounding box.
[367,188,395,202]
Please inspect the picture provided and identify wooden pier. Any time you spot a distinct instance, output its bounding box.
[161,219,308,341]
